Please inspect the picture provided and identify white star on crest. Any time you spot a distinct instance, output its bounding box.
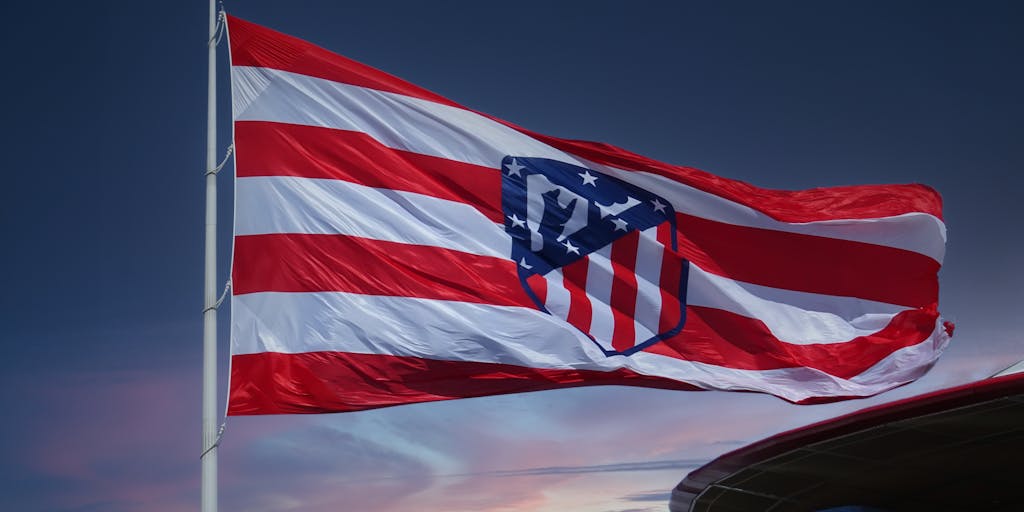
[505,158,525,177]
[579,170,598,186]
[562,239,580,255]
[519,258,533,270]
[507,213,526,229]
[611,217,629,231]
[651,198,668,214]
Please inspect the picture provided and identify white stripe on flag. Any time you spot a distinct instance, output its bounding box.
[685,265,910,344]
[232,291,606,362]
[235,176,511,258]
[231,290,947,402]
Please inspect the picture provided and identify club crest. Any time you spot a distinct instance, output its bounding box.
[501,156,689,356]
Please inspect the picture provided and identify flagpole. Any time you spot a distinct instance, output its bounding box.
[201,0,219,510]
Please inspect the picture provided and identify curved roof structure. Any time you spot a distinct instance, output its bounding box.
[670,371,1024,512]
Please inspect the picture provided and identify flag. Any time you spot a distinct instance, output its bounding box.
[225,15,951,414]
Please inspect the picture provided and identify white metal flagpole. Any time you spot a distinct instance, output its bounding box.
[201,0,219,510]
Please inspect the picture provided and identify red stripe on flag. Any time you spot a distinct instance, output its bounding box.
[645,305,939,379]
[609,231,640,352]
[235,121,504,222]
[228,351,703,415]
[508,129,944,222]
[562,258,592,335]
[232,233,532,307]
[676,213,939,308]
[227,16,460,108]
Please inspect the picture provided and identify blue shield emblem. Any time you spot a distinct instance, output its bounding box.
[501,156,689,356]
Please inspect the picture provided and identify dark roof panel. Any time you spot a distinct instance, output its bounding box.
[671,373,1024,512]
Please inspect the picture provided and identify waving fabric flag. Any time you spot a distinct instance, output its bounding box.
[225,15,951,414]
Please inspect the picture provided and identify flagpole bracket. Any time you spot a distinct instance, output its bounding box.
[208,8,227,47]
[203,280,232,314]
[205,144,234,177]
[200,422,227,460]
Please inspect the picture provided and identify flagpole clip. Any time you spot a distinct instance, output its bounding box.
[205,144,234,176]
[203,280,232,314]
[208,7,227,47]
[200,422,227,460]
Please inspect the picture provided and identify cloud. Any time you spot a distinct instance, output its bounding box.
[5,367,201,512]
[220,422,439,512]
[620,491,673,502]
[451,458,706,478]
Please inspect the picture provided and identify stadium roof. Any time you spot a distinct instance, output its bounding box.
[670,370,1024,511]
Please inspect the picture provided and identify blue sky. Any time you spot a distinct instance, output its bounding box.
[1,1,1021,511]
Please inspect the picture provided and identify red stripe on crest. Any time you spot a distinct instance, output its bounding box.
[610,231,640,352]
[525,273,548,306]
[563,258,593,335]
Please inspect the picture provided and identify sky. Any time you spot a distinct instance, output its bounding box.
[1,1,1021,511]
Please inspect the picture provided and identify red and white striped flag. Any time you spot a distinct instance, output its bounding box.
[225,15,951,414]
